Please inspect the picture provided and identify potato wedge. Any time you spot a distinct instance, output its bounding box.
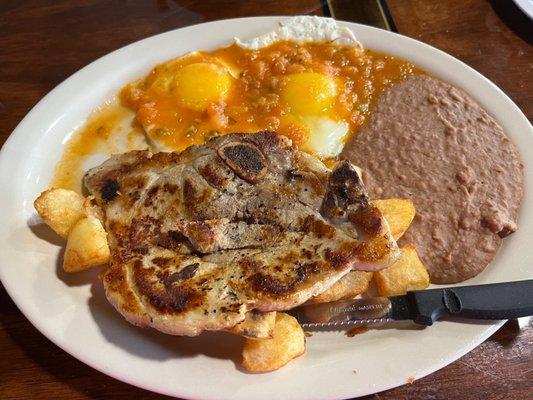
[374,244,430,296]
[242,313,305,372]
[63,216,110,272]
[34,188,85,238]
[372,198,415,240]
[228,311,277,339]
[307,271,373,304]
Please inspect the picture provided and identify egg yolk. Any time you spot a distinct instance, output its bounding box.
[281,72,336,115]
[174,62,232,111]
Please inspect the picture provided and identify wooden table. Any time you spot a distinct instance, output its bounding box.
[1,1,531,399]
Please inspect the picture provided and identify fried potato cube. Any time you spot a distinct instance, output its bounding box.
[35,188,110,273]
[228,311,277,339]
[307,271,373,304]
[34,188,85,238]
[63,216,110,272]
[242,312,305,372]
[374,244,430,296]
[372,198,415,240]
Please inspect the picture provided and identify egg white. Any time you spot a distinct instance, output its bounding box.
[300,116,350,158]
[235,16,362,51]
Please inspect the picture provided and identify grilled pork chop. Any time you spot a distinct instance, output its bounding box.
[85,132,399,336]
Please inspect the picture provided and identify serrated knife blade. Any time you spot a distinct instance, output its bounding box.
[289,296,408,328]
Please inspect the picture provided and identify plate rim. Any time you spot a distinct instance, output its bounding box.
[0,16,530,400]
[513,0,533,20]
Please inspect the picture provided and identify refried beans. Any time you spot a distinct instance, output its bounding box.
[342,75,524,284]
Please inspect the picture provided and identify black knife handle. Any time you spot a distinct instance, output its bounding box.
[406,280,533,326]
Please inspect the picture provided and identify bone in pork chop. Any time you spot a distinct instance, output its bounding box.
[85,132,399,336]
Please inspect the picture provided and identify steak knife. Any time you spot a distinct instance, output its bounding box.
[290,280,533,328]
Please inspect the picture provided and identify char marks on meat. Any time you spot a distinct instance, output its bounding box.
[85,132,399,336]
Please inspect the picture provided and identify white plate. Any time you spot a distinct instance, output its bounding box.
[513,0,533,19]
[0,17,531,400]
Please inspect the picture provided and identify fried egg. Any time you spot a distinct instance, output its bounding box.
[124,52,241,151]
[236,17,360,158]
